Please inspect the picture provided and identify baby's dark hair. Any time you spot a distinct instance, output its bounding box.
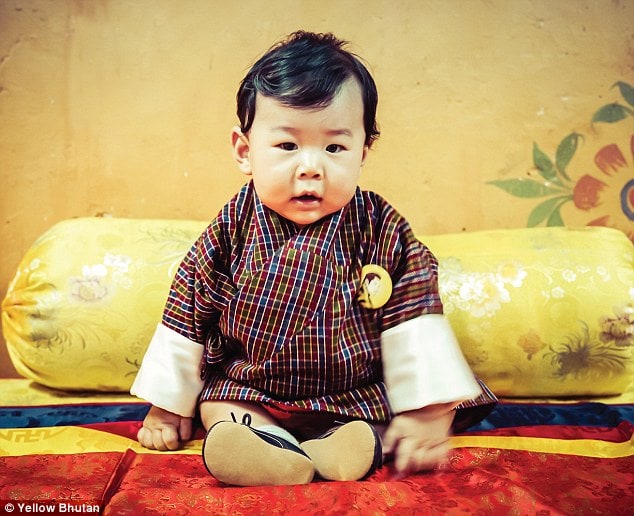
[236,31,380,147]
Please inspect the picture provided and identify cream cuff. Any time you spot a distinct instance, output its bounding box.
[381,314,483,414]
[130,323,205,417]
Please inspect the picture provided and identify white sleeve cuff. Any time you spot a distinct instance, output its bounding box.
[130,323,205,417]
[381,314,482,414]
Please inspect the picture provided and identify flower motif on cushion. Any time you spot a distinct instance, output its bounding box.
[517,328,546,360]
[542,285,567,301]
[546,321,630,379]
[458,273,511,318]
[497,261,528,287]
[104,253,131,273]
[439,259,526,318]
[488,81,634,242]
[70,264,109,302]
[599,304,634,348]
[104,253,132,288]
[69,254,132,302]
[561,269,577,283]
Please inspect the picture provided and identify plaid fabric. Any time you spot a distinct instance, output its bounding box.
[162,182,477,423]
[453,378,498,432]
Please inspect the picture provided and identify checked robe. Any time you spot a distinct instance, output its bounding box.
[132,182,495,427]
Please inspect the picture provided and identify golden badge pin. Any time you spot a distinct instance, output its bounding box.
[357,264,392,309]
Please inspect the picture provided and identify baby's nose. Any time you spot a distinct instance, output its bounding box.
[296,152,323,179]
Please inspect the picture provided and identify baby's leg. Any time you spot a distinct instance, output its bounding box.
[199,399,278,430]
[200,400,314,486]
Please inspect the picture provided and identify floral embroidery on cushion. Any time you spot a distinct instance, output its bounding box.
[546,321,630,380]
[599,304,634,348]
[497,261,528,287]
[427,227,633,396]
[69,254,133,303]
[517,329,546,360]
[439,259,527,318]
[70,265,109,302]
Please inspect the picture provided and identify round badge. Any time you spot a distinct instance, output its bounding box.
[357,264,392,309]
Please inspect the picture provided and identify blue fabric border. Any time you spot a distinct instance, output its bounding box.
[467,402,634,431]
[0,403,151,428]
[0,402,632,430]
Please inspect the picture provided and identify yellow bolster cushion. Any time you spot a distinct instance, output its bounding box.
[2,219,633,397]
[424,226,634,397]
[1,218,207,391]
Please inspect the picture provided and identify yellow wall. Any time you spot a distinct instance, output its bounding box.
[1,0,633,377]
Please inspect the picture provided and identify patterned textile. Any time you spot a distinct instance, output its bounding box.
[162,182,446,422]
[0,379,632,515]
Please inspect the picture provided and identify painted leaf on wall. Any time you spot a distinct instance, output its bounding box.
[615,81,634,108]
[591,104,630,124]
[533,143,559,184]
[487,178,567,198]
[488,81,634,241]
[527,195,572,227]
[555,133,581,180]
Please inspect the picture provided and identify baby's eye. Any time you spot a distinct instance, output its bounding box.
[278,142,297,151]
[325,144,344,153]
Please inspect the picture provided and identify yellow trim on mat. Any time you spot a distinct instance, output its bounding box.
[0,426,202,457]
[450,435,634,459]
[1,426,632,459]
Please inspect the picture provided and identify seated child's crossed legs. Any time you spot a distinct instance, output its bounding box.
[199,399,383,486]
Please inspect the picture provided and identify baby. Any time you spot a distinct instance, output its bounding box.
[131,30,496,487]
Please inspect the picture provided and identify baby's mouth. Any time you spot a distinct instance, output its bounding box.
[293,193,321,203]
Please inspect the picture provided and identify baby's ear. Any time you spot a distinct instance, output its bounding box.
[359,144,369,168]
[231,127,252,175]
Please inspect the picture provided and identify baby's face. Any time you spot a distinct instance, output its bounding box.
[232,78,368,226]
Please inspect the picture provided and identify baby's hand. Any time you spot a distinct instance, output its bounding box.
[137,405,192,451]
[382,403,455,478]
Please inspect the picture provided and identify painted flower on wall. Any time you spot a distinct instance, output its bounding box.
[488,81,634,242]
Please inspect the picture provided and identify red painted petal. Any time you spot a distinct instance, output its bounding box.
[586,215,610,226]
[573,175,608,210]
[594,144,627,175]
